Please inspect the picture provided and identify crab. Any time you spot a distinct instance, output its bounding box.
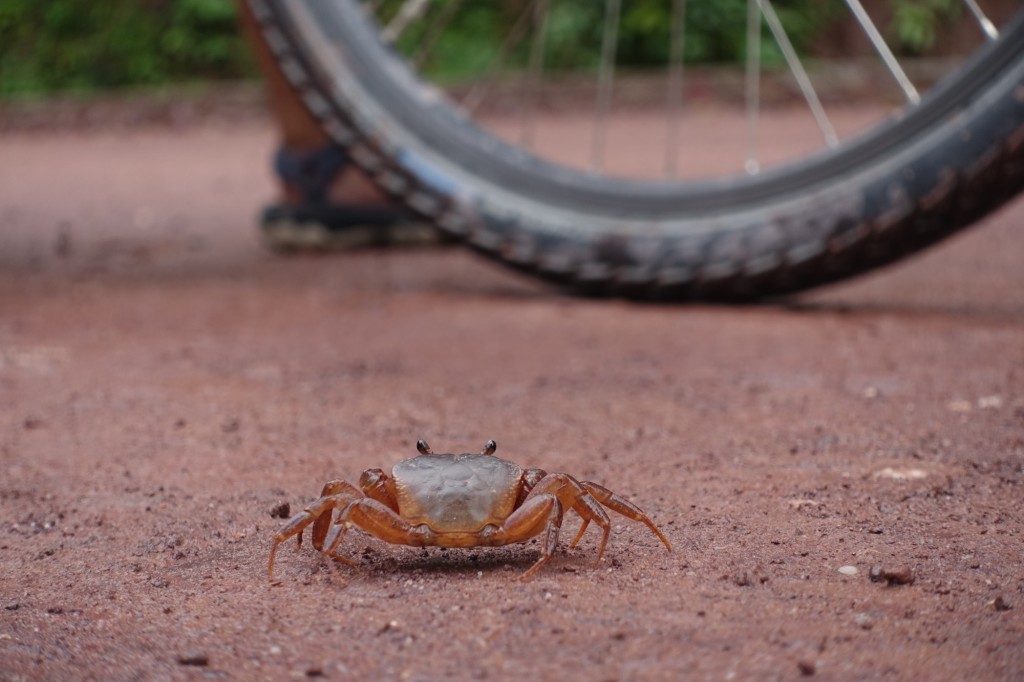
[268,439,672,579]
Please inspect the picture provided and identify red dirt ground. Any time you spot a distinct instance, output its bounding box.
[1,110,1023,681]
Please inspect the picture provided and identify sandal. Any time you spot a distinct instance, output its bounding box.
[260,143,446,251]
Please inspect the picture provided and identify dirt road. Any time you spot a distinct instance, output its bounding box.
[1,113,1022,681]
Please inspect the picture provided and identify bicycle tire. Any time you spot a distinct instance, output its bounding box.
[250,0,1024,300]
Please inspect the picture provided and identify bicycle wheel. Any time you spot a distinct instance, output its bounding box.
[249,0,1024,300]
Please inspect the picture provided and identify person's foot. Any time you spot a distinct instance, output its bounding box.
[260,143,447,251]
[260,202,443,251]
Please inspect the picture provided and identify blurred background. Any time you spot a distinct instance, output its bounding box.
[0,0,250,96]
[0,0,1010,98]
[4,0,1016,180]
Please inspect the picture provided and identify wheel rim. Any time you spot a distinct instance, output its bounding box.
[283,0,1024,215]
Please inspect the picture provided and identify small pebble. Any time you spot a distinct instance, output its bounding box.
[977,395,1002,409]
[377,621,399,635]
[837,565,858,576]
[797,659,816,676]
[4,602,19,611]
[305,665,324,677]
[993,595,1012,612]
[870,566,915,586]
[874,468,927,480]
[269,502,291,519]
[853,613,873,630]
[176,652,209,666]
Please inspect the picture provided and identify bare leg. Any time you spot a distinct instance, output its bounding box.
[234,0,389,205]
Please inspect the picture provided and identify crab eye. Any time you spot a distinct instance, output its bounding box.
[416,439,432,455]
[482,439,497,455]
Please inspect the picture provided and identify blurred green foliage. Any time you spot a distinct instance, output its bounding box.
[0,0,252,95]
[0,0,966,96]
[395,0,832,81]
[891,0,961,54]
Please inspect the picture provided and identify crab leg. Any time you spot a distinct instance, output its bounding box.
[327,492,567,579]
[268,481,363,579]
[334,494,567,579]
[526,473,613,566]
[358,468,402,513]
[317,520,361,566]
[580,481,673,552]
[311,480,364,549]
[489,493,564,579]
[335,498,434,546]
[568,519,590,549]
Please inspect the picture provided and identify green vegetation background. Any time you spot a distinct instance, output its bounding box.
[0,0,956,97]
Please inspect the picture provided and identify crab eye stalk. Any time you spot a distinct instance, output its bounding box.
[416,439,433,455]
[482,439,497,455]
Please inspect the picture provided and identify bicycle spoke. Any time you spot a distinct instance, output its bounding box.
[665,0,687,177]
[382,0,432,44]
[591,0,622,172]
[521,0,552,149]
[963,0,999,40]
[412,0,465,69]
[757,0,837,148]
[843,0,920,104]
[745,0,761,175]
[363,0,1007,182]
[460,1,537,115]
